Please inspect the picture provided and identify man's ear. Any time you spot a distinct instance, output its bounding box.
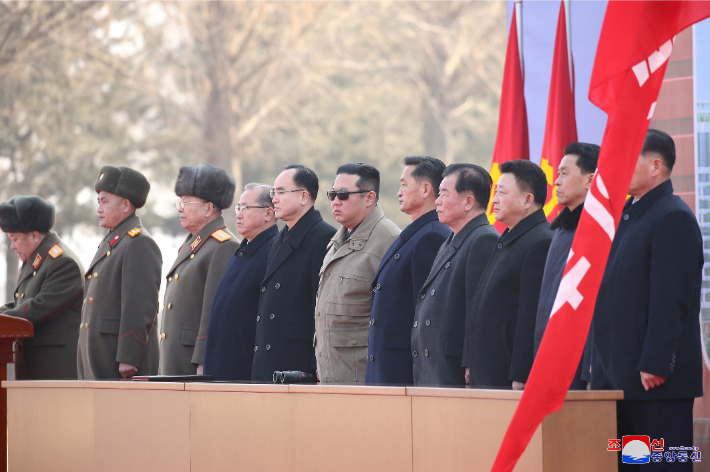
[523,193,535,209]
[585,172,595,191]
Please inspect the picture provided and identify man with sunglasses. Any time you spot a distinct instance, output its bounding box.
[159,164,238,375]
[204,183,278,380]
[251,165,335,382]
[314,163,400,384]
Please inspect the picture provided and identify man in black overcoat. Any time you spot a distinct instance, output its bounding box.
[591,129,703,471]
[411,164,499,386]
[251,165,335,381]
[366,156,450,385]
[464,159,552,389]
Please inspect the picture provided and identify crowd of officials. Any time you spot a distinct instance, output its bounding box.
[0,128,703,470]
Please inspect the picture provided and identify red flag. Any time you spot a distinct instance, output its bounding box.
[540,1,577,222]
[487,2,529,234]
[490,2,710,471]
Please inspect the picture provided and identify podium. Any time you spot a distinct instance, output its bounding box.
[3,380,621,471]
[0,314,33,470]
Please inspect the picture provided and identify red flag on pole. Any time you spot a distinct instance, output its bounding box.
[490,2,710,471]
[487,1,529,234]
[540,1,577,222]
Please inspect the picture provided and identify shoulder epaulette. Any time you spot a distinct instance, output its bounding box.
[48,244,64,259]
[127,228,142,237]
[211,229,233,242]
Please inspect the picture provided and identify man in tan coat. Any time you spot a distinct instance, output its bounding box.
[315,163,400,384]
[78,165,162,379]
[159,164,239,375]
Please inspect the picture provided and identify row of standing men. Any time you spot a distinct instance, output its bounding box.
[0,129,703,469]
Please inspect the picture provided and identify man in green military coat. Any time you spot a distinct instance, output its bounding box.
[0,196,84,379]
[159,164,239,375]
[77,166,163,379]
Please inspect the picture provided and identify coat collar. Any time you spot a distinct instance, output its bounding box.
[550,204,583,231]
[624,179,674,218]
[262,206,325,281]
[241,224,278,255]
[500,208,548,246]
[87,214,142,273]
[400,209,440,243]
[451,213,489,249]
[326,204,387,267]
[169,217,229,275]
[17,231,61,286]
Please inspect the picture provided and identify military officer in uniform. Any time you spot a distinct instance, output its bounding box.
[251,165,335,382]
[0,196,84,379]
[77,165,162,379]
[159,164,239,375]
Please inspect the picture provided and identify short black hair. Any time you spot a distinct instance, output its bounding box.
[284,164,319,201]
[641,128,675,171]
[499,159,548,206]
[441,163,493,211]
[563,142,600,175]
[403,155,446,193]
[336,162,380,200]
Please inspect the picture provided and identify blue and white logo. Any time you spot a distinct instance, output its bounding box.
[622,438,651,464]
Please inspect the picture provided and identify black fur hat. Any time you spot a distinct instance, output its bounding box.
[0,196,55,233]
[174,164,236,210]
[95,165,150,208]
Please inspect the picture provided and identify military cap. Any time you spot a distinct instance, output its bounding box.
[174,164,236,210]
[0,195,55,233]
[94,165,150,209]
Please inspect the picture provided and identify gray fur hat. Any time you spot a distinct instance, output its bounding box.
[0,196,55,233]
[94,165,150,208]
[174,164,236,210]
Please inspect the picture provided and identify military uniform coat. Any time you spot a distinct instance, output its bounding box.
[464,209,552,388]
[159,217,238,375]
[314,204,400,384]
[77,214,162,379]
[411,214,499,386]
[251,207,335,381]
[591,180,703,400]
[366,209,449,385]
[204,225,278,381]
[1,231,83,379]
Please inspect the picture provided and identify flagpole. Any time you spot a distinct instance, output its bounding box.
[564,0,573,92]
[515,1,523,78]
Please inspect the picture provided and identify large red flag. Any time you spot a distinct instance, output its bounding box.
[540,1,577,222]
[487,2,529,234]
[490,2,710,471]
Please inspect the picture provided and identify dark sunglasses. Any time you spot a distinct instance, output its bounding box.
[326,189,371,201]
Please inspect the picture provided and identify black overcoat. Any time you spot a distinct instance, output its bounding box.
[204,225,278,381]
[251,208,335,381]
[591,180,703,400]
[366,210,450,385]
[464,208,552,387]
[411,214,499,386]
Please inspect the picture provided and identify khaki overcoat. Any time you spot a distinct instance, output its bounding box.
[77,214,162,379]
[314,204,400,384]
[159,217,238,374]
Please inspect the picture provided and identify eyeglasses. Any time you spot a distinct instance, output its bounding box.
[176,200,207,210]
[269,188,304,199]
[326,189,371,201]
[235,205,269,214]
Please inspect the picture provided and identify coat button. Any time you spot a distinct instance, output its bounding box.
[33,271,36,276]
[370,319,376,326]
[89,298,94,303]
[238,252,243,257]
[168,303,172,309]
[414,321,418,328]
[376,284,381,290]
[275,283,280,289]
[87,274,92,279]
[373,288,377,293]
[160,333,166,340]
[413,351,418,358]
[256,316,261,322]
[175,274,179,280]
[430,289,435,296]
[80,323,83,329]
[420,293,425,299]
[21,293,24,298]
[85,323,89,328]
[107,251,111,257]
[190,254,195,259]
[168,277,172,282]
[266,344,271,350]
[254,346,259,352]
[370,355,374,361]
[424,349,429,357]
[14,292,18,298]
[425,320,430,326]
[623,213,629,220]
[497,243,503,249]
[261,286,266,292]
[270,314,275,320]
[445,262,450,268]
[394,254,400,260]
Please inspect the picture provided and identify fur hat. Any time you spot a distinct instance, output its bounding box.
[0,196,55,233]
[174,164,236,210]
[94,165,150,208]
